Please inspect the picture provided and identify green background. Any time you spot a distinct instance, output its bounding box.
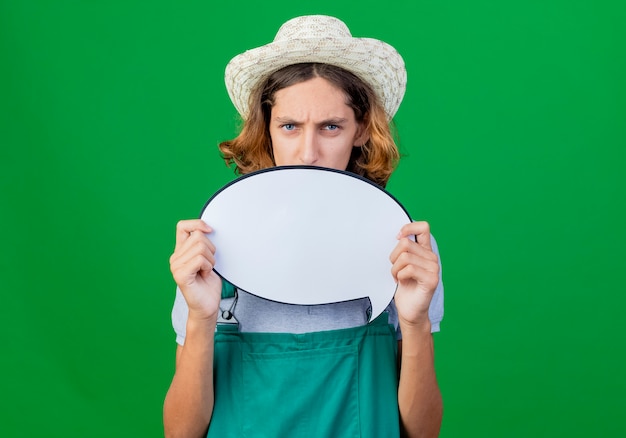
[1,0,625,436]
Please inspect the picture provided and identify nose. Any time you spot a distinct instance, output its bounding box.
[299,132,319,165]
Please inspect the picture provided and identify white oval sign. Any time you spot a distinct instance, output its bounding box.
[200,166,412,321]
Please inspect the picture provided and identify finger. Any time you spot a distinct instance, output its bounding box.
[389,236,438,265]
[395,263,440,292]
[185,229,217,254]
[397,221,432,251]
[390,251,439,281]
[175,219,213,248]
[172,253,215,286]
[171,236,216,268]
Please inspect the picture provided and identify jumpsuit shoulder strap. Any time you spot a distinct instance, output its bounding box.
[221,280,236,299]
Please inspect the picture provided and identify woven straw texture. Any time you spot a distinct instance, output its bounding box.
[225,15,407,120]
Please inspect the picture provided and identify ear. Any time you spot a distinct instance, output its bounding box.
[353,124,370,147]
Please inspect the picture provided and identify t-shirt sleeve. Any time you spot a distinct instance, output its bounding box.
[171,287,189,346]
[428,234,445,333]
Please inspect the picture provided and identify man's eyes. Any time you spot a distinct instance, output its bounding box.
[279,124,341,131]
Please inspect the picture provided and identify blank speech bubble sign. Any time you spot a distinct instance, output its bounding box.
[200,166,412,321]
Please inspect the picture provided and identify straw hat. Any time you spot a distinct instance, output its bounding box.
[224,15,407,120]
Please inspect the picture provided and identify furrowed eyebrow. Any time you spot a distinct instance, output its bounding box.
[273,117,349,126]
[319,118,348,125]
[274,117,299,124]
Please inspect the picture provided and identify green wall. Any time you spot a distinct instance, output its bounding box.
[1,1,624,436]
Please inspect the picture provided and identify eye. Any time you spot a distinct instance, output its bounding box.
[281,124,296,131]
[324,124,339,131]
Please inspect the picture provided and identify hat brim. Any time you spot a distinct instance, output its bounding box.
[225,37,406,120]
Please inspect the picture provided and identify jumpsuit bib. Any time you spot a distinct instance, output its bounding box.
[207,311,401,437]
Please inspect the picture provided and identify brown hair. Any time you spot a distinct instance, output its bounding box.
[219,63,400,187]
